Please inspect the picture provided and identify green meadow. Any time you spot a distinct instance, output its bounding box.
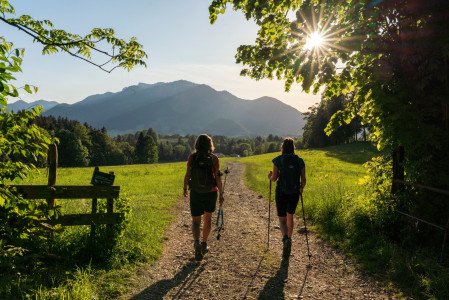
[239,142,449,299]
[6,142,449,299]
[7,162,188,299]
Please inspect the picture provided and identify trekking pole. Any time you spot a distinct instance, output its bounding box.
[222,167,230,192]
[215,204,224,240]
[214,167,229,241]
[267,180,271,249]
[300,193,312,260]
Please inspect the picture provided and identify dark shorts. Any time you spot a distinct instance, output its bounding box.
[275,187,300,217]
[190,190,217,217]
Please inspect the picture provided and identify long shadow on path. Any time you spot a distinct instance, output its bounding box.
[131,260,206,300]
[257,258,290,300]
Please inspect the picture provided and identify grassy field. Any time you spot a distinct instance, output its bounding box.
[238,142,449,299]
[5,142,449,299]
[239,142,374,209]
[5,162,188,299]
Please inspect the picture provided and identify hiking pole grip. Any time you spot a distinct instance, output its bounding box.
[300,193,311,260]
[268,180,272,249]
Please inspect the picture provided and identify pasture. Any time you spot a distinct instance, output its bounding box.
[5,142,448,299]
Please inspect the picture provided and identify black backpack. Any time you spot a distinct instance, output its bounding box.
[279,154,302,195]
[189,152,217,193]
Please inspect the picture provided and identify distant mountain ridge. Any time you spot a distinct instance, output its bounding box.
[7,99,59,113]
[36,80,305,137]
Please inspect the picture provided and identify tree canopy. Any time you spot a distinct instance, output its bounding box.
[0,1,147,73]
[210,0,449,186]
[210,0,449,245]
[0,0,147,264]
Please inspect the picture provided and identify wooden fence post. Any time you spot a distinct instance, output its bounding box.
[47,143,58,207]
[91,167,99,252]
[391,146,405,194]
[107,171,115,238]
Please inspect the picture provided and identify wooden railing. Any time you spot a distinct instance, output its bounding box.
[11,184,121,227]
[393,179,449,261]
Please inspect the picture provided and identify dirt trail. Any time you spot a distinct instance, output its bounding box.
[123,162,393,299]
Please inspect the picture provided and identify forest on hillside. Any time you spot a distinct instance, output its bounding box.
[25,92,364,168]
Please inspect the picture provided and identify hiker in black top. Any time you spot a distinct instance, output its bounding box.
[183,134,224,261]
[268,137,306,259]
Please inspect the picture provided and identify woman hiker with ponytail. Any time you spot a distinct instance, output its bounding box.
[268,137,306,259]
[183,134,224,261]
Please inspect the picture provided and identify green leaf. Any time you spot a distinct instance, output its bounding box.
[24,84,32,94]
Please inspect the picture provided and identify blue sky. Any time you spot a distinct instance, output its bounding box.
[5,0,321,112]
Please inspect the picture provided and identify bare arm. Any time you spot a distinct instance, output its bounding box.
[268,164,279,181]
[216,168,224,205]
[183,167,190,197]
[300,167,306,194]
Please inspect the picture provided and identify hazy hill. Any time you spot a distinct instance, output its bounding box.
[43,80,306,137]
[7,99,59,112]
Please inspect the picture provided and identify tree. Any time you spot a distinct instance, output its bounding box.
[146,128,159,145]
[135,133,158,164]
[211,0,449,169]
[1,0,147,262]
[0,40,54,262]
[210,0,449,246]
[267,142,279,153]
[158,141,173,161]
[302,92,362,148]
[0,3,146,72]
[173,144,187,161]
[209,0,448,176]
[238,143,252,157]
[56,129,89,167]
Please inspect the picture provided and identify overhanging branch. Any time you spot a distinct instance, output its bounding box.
[0,16,127,72]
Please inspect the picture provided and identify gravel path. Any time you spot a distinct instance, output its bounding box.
[123,162,394,299]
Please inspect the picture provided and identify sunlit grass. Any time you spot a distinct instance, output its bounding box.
[15,162,187,299]
[238,142,375,209]
[11,142,449,299]
[238,142,449,299]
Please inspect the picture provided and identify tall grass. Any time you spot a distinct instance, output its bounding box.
[238,142,373,228]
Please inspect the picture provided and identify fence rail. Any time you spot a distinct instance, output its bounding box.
[11,185,120,199]
[393,179,449,196]
[11,184,121,227]
[393,179,449,261]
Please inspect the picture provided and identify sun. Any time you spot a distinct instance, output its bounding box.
[304,31,324,51]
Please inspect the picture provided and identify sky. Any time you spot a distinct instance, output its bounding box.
[4,0,322,113]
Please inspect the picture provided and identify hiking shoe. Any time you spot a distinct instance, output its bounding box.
[194,242,203,261]
[283,238,292,259]
[201,242,209,254]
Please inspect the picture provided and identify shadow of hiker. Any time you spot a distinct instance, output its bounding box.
[257,258,289,300]
[243,250,267,299]
[297,264,311,299]
[130,260,206,300]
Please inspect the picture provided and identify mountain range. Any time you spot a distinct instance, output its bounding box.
[10,80,306,137]
[6,99,59,113]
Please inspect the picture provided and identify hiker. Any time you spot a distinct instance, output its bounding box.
[183,134,224,261]
[268,137,306,259]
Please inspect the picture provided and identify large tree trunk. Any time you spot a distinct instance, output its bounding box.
[391,146,405,194]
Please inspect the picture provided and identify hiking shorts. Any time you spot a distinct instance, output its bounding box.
[275,187,300,217]
[190,190,217,217]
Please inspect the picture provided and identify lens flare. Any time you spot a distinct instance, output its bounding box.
[304,31,324,50]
